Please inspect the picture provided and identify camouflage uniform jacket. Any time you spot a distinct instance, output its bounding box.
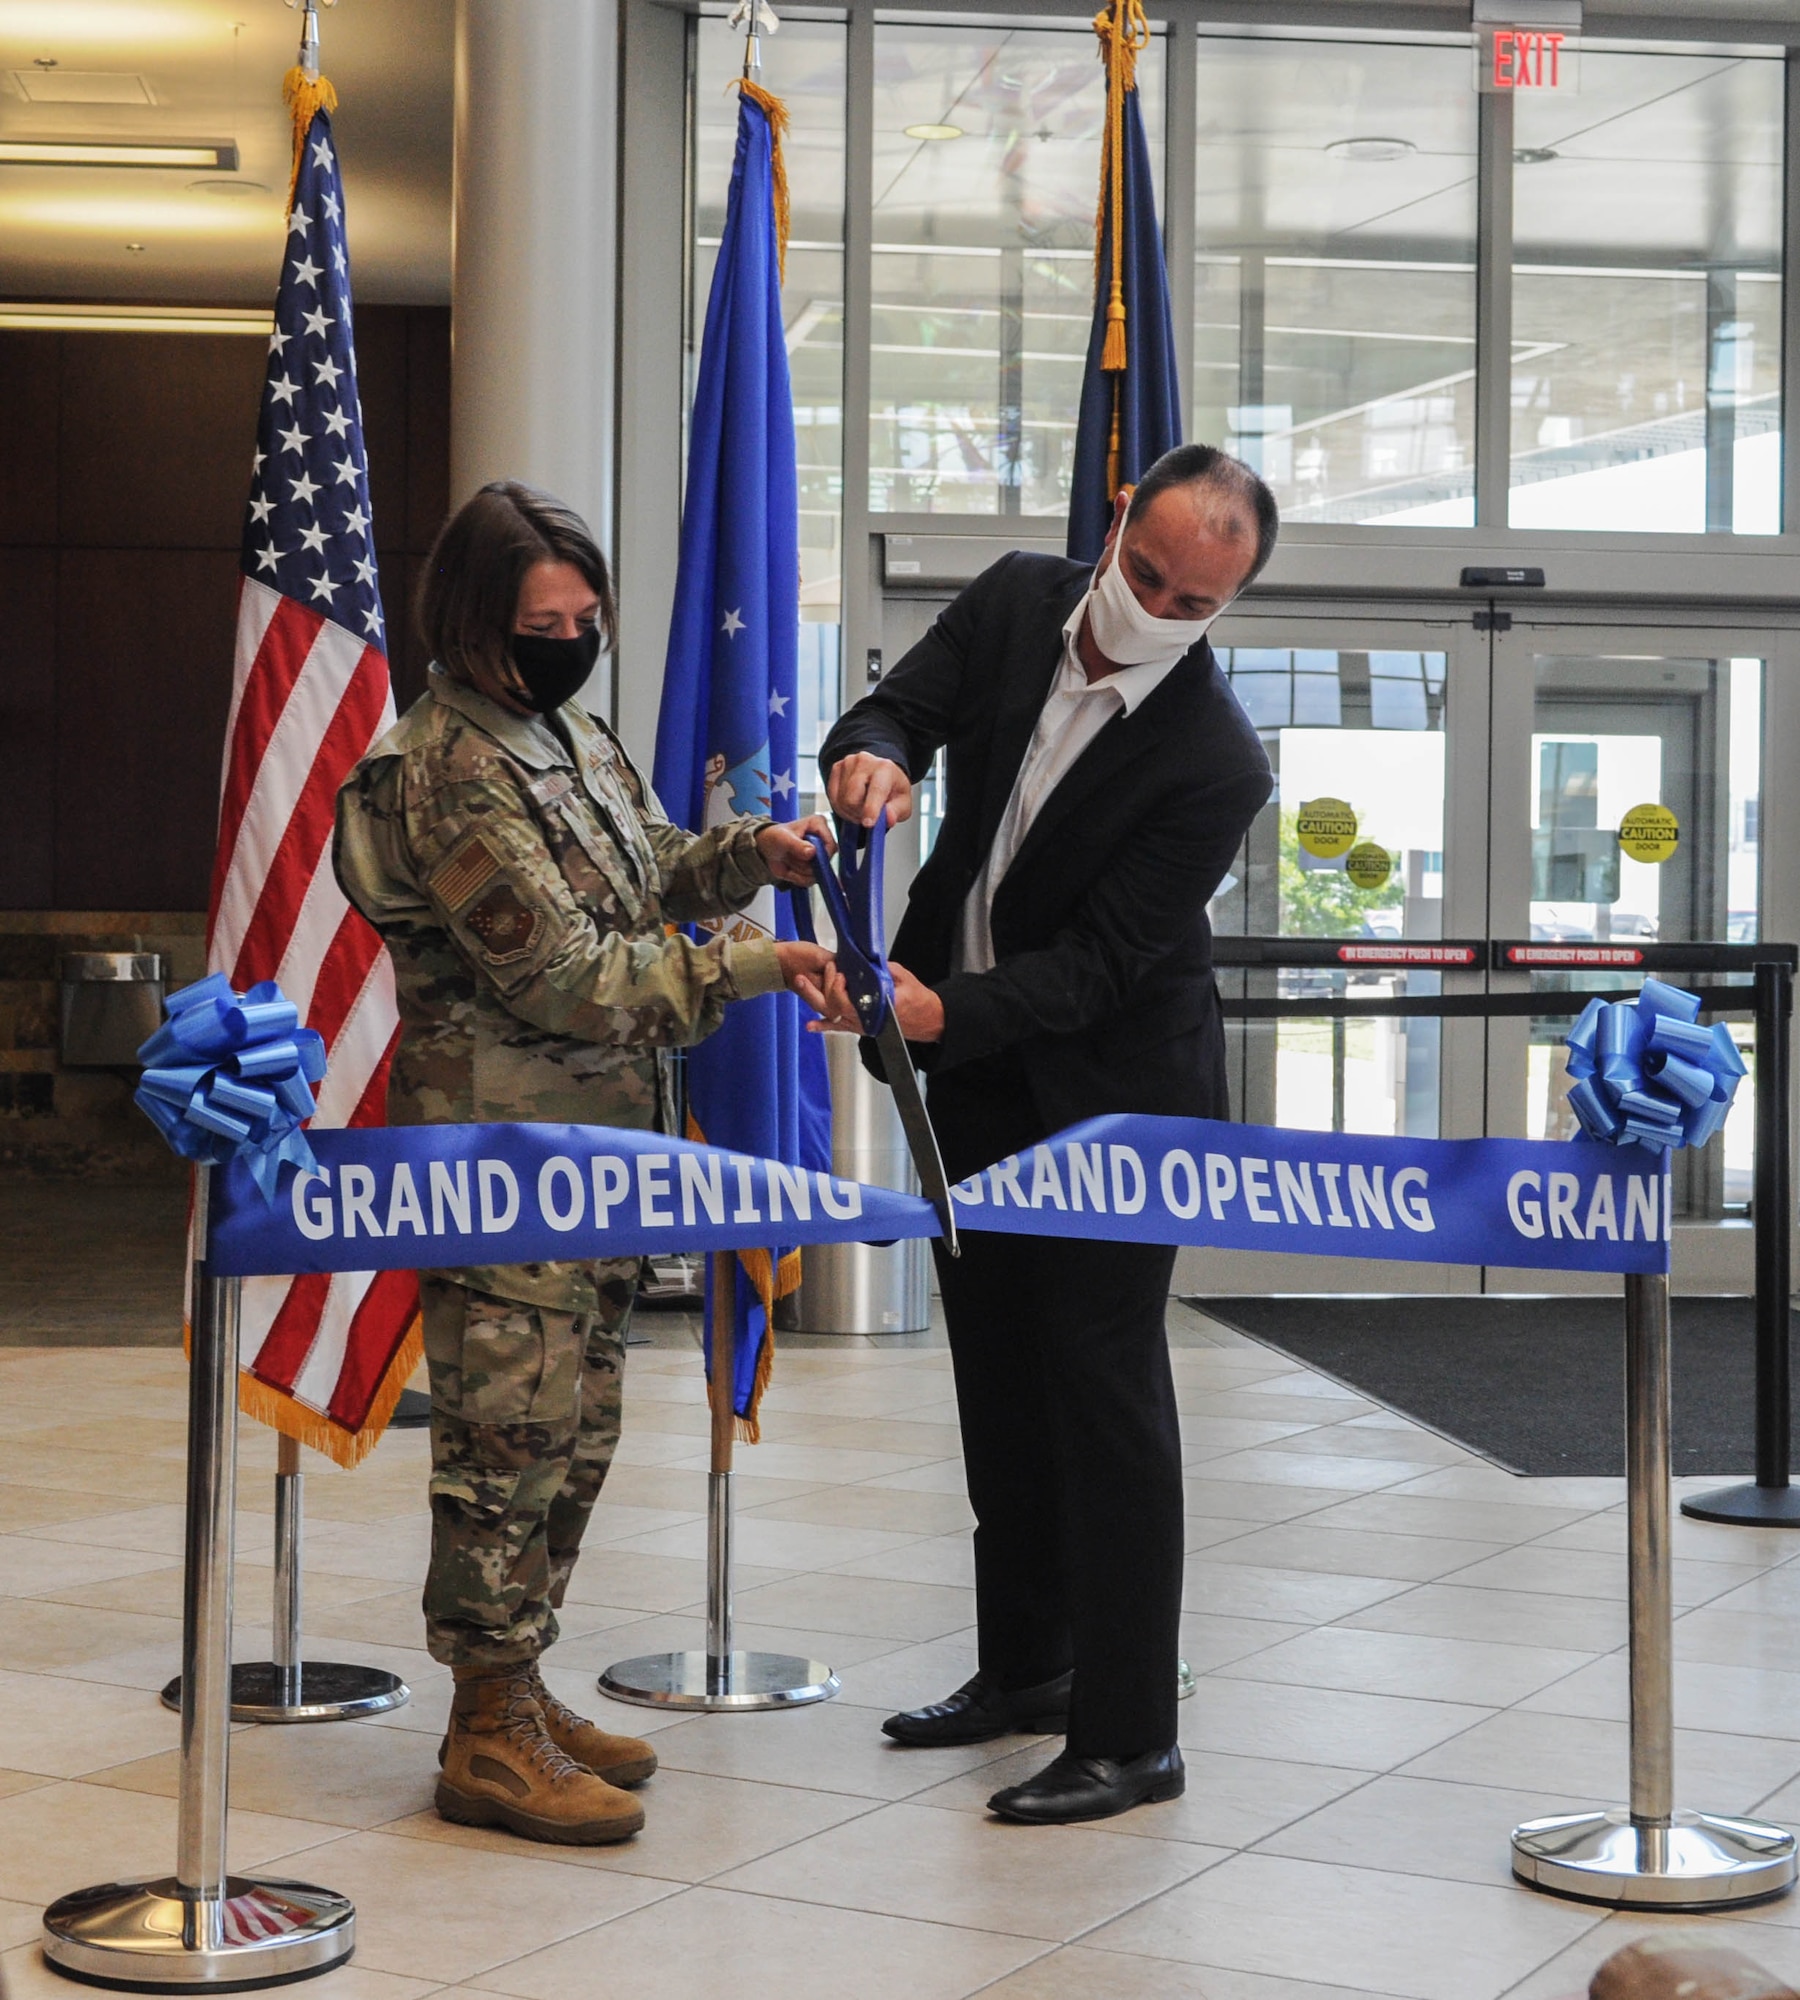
[333,667,784,1310]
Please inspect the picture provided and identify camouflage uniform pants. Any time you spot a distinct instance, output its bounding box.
[419,1265,636,1671]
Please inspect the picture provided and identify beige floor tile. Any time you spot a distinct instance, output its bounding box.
[1181,1479,1350,1523]
[0,1534,173,1598]
[0,1443,190,1502]
[1179,1417,1321,1458]
[605,1516,922,1571]
[741,1481,973,1536]
[973,1944,1414,1998]
[1184,1517,1267,1554]
[0,1768,53,1801]
[715,1798,1220,1939]
[555,1547,794,1612]
[1519,1653,1800,1741]
[1085,1851,1599,2000]
[1183,1450,1445,1494]
[1297,1493,1591,1546]
[1176,1613,1314,1674]
[1182,1559,1411,1625]
[1496,1912,1800,2000]
[0,1945,443,2000]
[0,1897,42,1951]
[1388,1467,1626,1510]
[911,1743,1366,1852]
[865,1459,992,1497]
[45,1562,396,1620]
[1673,1604,1800,1672]
[830,1534,976,1589]
[0,1487,144,1534]
[1532,1509,1800,1567]
[1215,1628,1593,1706]
[0,1664,184,1776]
[789,1418,967,1458]
[1398,1707,1800,1810]
[671,1441,945,1483]
[1196,1525,1496,1585]
[647,1698,1020,1801]
[89,1715,440,1828]
[1339,1583,1630,1653]
[1256,1773,1614,1887]
[1179,1677,1490,1771]
[1258,1426,1471,1468]
[731,1570,975,1641]
[597,1463,825,1511]
[1442,1544,1762,1608]
[0,1779,343,1903]
[566,1502,702,1546]
[551,1612,903,1677]
[826,1636,983,1713]
[382,1765,873,1883]
[1698,1565,1800,1619]
[476,1884,1040,2000]
[18,1502,276,1560]
[278,1827,674,1984]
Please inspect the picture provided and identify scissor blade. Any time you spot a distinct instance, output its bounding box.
[873,1017,960,1257]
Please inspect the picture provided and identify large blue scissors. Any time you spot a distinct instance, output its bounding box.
[790,812,959,1255]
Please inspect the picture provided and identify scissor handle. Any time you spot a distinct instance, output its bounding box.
[784,815,893,1034]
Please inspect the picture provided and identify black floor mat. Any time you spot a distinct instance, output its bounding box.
[1184,1293,1797,1477]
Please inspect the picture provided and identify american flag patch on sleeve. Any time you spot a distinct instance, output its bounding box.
[429,833,502,912]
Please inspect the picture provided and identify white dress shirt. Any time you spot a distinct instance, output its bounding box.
[953,596,1183,976]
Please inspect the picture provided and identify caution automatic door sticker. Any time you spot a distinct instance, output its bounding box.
[1296,797,1358,859]
[1345,842,1392,891]
[1618,802,1679,864]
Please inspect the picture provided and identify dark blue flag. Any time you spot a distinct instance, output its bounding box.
[1066,45,1183,564]
[652,85,831,1431]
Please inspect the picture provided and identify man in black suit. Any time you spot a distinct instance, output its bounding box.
[808,445,1275,1825]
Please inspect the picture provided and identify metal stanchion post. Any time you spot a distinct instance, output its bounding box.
[44,1164,357,1988]
[160,1428,409,1723]
[1511,1267,1797,1908]
[1685,960,1800,1526]
[600,1251,838,1711]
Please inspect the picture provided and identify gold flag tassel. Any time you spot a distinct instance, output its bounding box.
[281,63,338,209]
[731,78,792,285]
[1091,0,1148,497]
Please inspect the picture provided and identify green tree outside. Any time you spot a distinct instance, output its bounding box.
[1278,808,1406,937]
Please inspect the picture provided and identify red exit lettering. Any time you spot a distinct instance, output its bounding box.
[1492,28,1566,89]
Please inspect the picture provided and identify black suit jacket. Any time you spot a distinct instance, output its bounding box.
[817,551,1273,1134]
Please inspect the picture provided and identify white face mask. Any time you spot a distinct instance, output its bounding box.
[1083,536,1218,669]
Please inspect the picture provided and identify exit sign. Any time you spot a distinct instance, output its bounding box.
[1476,23,1579,92]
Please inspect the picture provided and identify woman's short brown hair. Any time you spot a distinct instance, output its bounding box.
[416,481,616,704]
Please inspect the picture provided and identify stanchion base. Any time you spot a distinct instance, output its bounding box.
[42,1874,353,1991]
[1512,1807,1798,1910]
[159,1663,409,1725]
[1680,1481,1800,1527]
[599,1650,837,1712]
[1177,1658,1196,1702]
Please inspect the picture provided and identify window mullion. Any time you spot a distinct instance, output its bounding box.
[1474,84,1515,530]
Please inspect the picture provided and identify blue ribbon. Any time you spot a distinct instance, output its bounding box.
[133,973,327,1205]
[1564,976,1747,1153]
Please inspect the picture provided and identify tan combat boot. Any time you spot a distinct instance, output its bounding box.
[435,1668,644,1845]
[526,1663,658,1787]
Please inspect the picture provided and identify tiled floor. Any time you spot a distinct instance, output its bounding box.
[5,1247,1800,1998]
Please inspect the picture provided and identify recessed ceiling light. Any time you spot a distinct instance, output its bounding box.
[124,241,146,252]
[189,177,270,199]
[1514,146,1559,165]
[1325,136,1416,163]
[0,139,238,168]
[0,303,273,334]
[11,67,152,104]
[904,122,963,142]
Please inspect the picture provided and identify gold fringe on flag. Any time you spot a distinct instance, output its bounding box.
[689,1111,799,1441]
[731,77,791,283]
[1091,0,1149,497]
[281,63,339,208]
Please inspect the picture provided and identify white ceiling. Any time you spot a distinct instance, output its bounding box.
[0,0,452,304]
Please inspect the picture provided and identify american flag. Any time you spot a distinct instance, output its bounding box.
[206,103,420,1465]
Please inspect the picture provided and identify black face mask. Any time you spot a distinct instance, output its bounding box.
[508,627,601,713]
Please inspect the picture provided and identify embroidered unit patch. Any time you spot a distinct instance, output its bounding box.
[464,881,543,963]
[429,833,503,913]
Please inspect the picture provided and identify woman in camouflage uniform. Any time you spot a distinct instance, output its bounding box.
[333,483,833,1846]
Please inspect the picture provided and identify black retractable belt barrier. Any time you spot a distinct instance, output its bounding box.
[1212,936,1799,1527]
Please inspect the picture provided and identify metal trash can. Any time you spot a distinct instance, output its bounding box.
[59,953,165,1068]
[797,1031,932,1334]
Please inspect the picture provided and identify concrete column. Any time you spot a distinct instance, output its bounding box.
[452,0,618,705]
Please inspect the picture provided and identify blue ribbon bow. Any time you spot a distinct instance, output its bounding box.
[1565,976,1746,1153]
[133,973,327,1204]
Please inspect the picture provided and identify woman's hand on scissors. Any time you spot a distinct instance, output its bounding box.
[794,960,863,1033]
[756,814,835,885]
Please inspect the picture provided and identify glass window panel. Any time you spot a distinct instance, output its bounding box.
[1524,652,1762,1214]
[1195,36,1477,526]
[870,22,1162,517]
[1510,52,1784,533]
[691,15,846,807]
[1213,647,1448,1138]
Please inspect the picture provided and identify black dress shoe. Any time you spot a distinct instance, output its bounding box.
[881,1670,1072,1748]
[988,1745,1184,1824]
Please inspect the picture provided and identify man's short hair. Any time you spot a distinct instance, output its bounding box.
[1127,444,1279,591]
[417,481,616,706]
